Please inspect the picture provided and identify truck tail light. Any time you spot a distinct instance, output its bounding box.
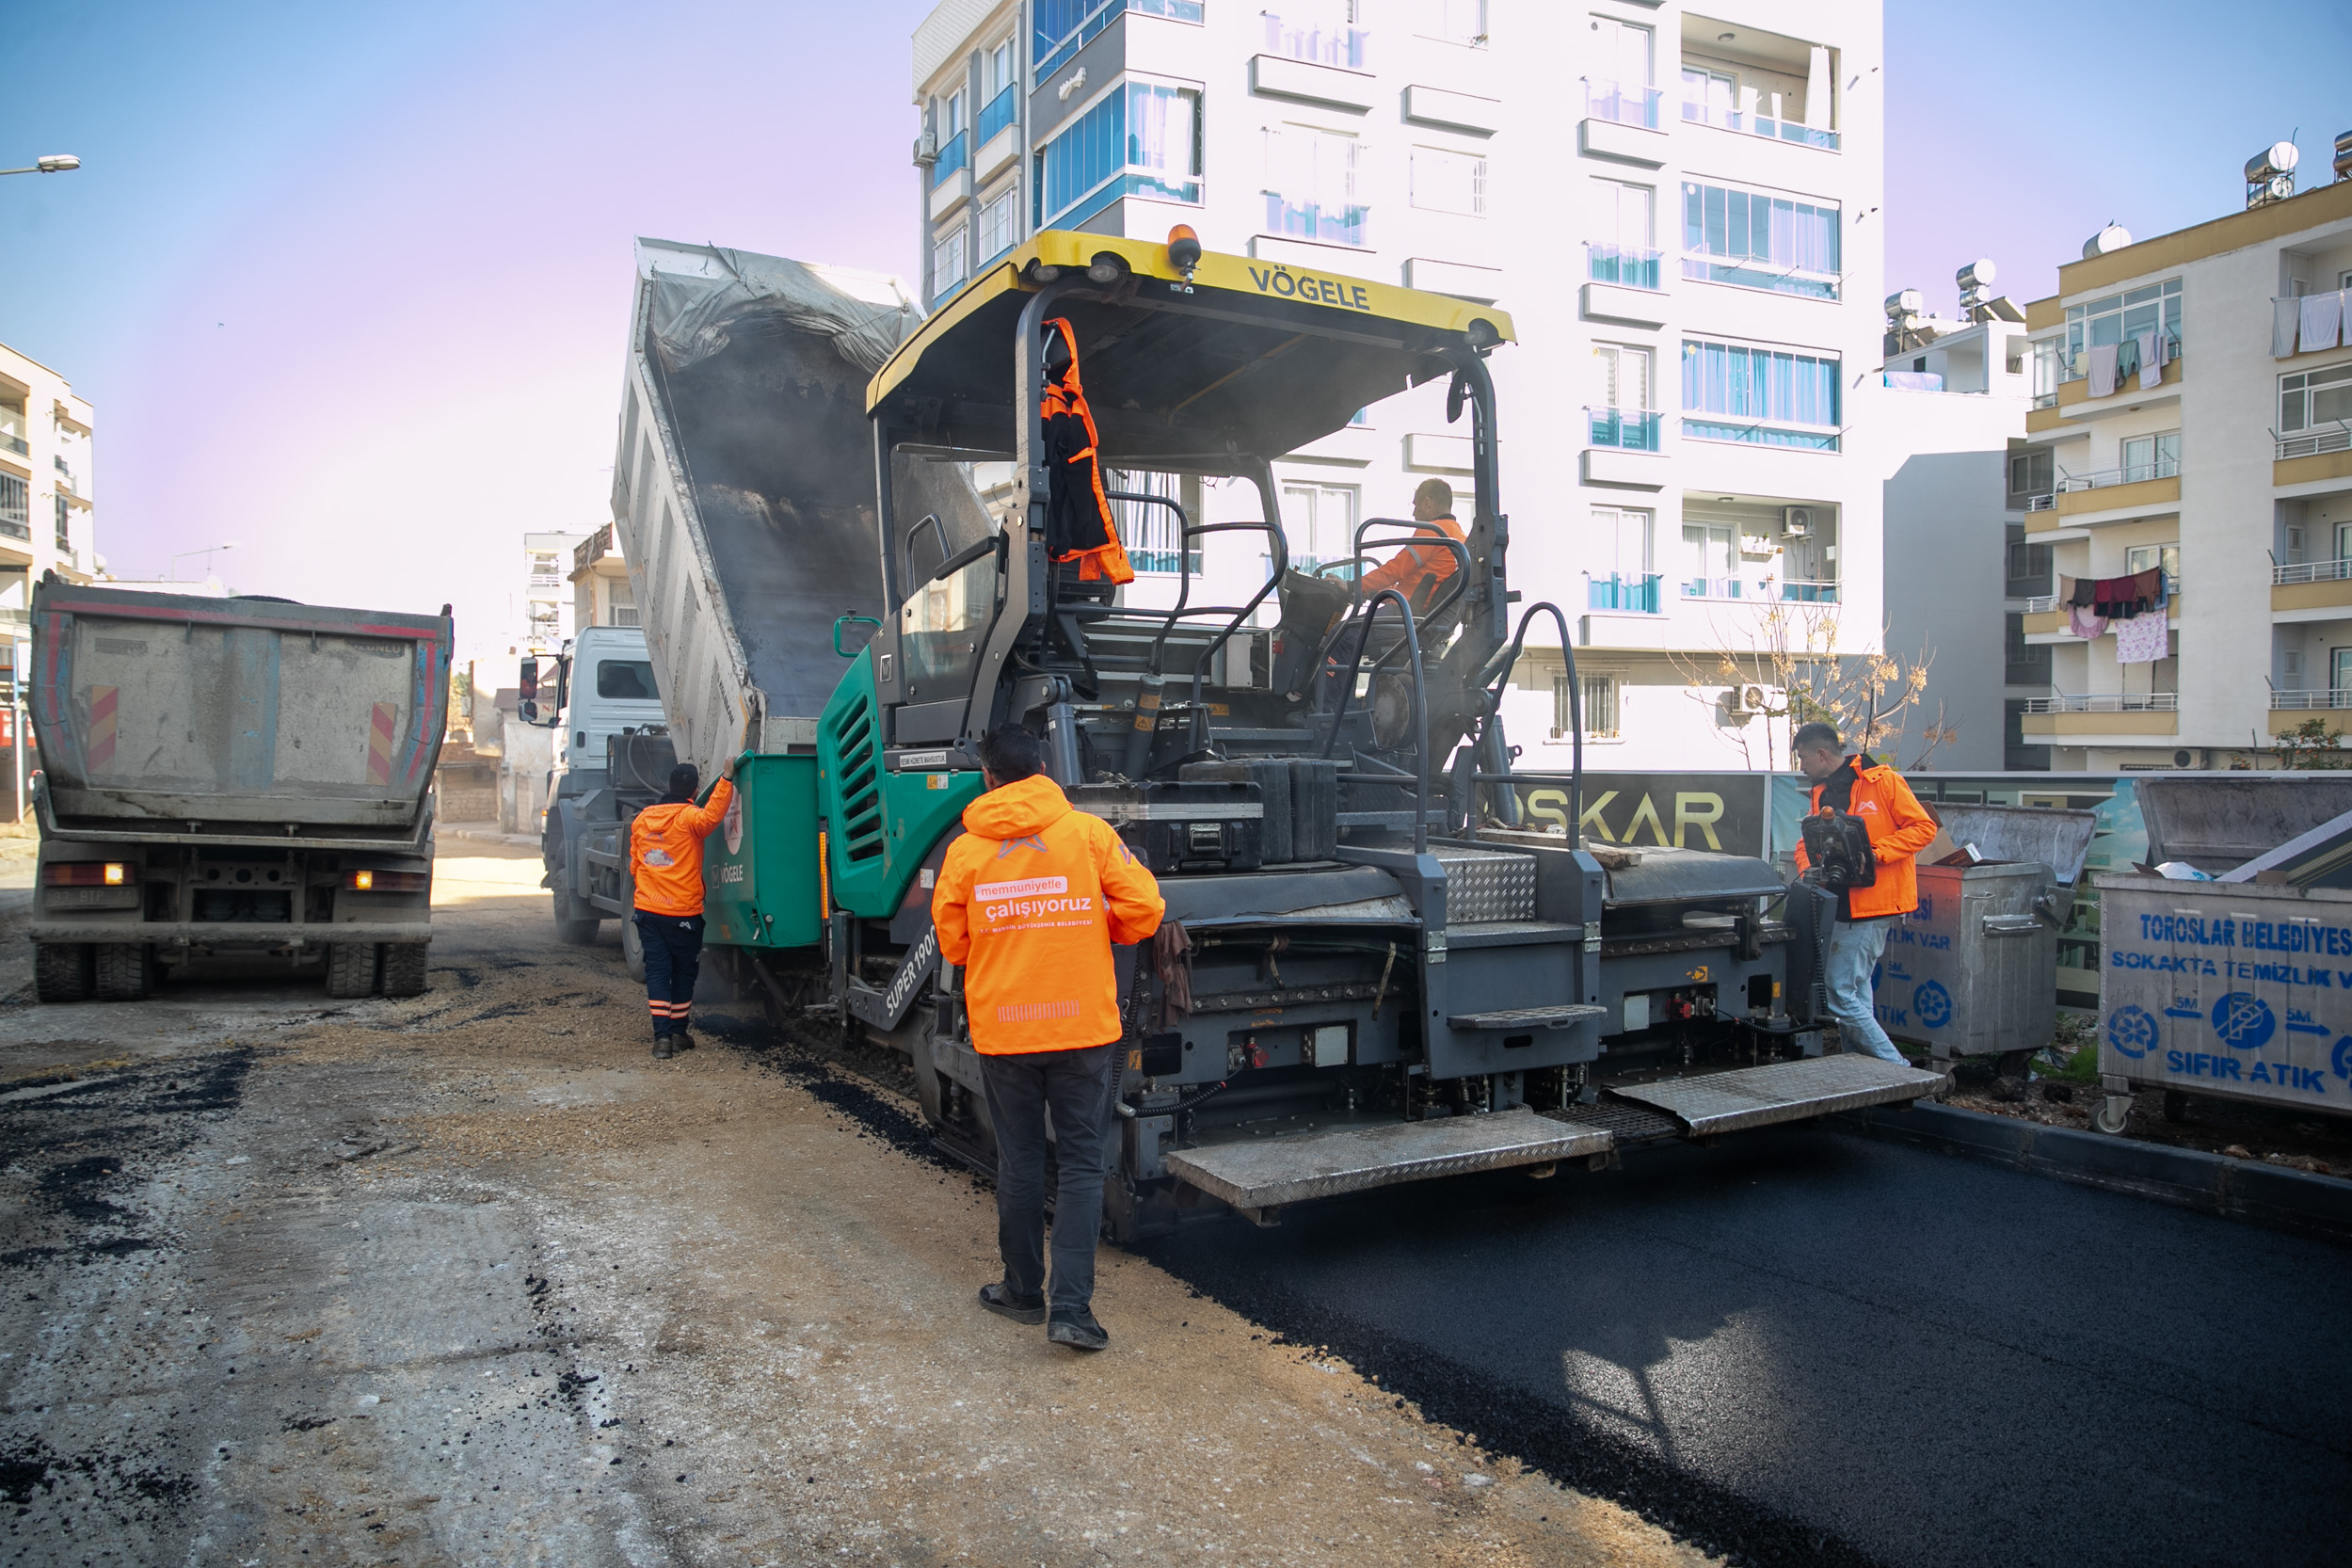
[345,869,429,893]
[45,861,130,887]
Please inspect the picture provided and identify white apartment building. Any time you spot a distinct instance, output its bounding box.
[2013,161,2352,770]
[910,0,1890,771]
[0,340,99,612]
[522,530,588,651]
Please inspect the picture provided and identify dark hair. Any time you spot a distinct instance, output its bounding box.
[666,763,700,801]
[1414,477,1453,515]
[979,726,1046,783]
[1791,721,1842,754]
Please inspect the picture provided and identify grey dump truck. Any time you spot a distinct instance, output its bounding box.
[25,576,450,1001]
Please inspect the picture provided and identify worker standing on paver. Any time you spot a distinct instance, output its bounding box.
[1360,477,1466,609]
[629,755,737,1060]
[931,727,1165,1352]
[1790,721,1938,1064]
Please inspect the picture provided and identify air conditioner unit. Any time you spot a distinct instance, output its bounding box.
[1782,505,1815,538]
[912,130,939,167]
[1724,683,1770,717]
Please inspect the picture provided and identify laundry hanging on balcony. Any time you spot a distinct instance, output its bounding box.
[2068,605,2108,639]
[2299,290,2344,356]
[2136,329,2168,391]
[2113,336,2141,385]
[2275,297,2303,359]
[2088,342,2120,398]
[2116,609,2169,664]
[2090,568,2165,619]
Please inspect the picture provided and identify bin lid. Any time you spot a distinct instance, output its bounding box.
[1933,803,2100,885]
[2136,776,2352,872]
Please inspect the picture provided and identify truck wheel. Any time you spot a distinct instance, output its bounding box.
[34,943,94,1003]
[911,1040,946,1128]
[619,913,647,982]
[326,942,380,999]
[380,943,430,998]
[93,944,153,1001]
[553,890,600,945]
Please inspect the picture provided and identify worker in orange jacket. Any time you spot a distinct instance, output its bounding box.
[1790,721,1939,1064]
[1359,477,1466,609]
[630,756,737,1060]
[932,726,1164,1352]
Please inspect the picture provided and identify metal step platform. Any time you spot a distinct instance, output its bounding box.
[1164,1107,1609,1211]
[1605,1054,1946,1136]
[1448,1003,1608,1032]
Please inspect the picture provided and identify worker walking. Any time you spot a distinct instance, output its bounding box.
[1790,721,1938,1064]
[629,755,738,1060]
[932,727,1165,1352]
[1359,477,1466,609]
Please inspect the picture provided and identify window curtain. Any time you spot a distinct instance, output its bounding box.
[1684,183,1839,274]
[1127,82,1194,183]
[1682,341,1840,430]
[1041,89,1124,223]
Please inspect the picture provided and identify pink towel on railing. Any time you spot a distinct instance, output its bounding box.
[2069,605,2108,639]
[2300,290,2344,355]
[2087,342,2119,398]
[2115,610,2169,664]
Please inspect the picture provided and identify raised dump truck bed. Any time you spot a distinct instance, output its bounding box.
[25,577,450,1002]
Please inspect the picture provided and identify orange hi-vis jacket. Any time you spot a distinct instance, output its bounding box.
[1792,759,1938,920]
[932,773,1166,1055]
[1360,514,1464,607]
[630,778,735,917]
[1041,317,1135,585]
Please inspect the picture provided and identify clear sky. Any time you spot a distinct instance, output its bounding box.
[1,0,2346,671]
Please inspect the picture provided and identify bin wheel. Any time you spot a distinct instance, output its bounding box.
[93,944,153,1002]
[2092,1094,2133,1136]
[381,943,429,998]
[34,942,94,1003]
[326,941,380,999]
[2162,1090,2190,1124]
[619,912,647,983]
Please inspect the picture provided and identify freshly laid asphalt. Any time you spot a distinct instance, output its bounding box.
[1143,1122,2352,1568]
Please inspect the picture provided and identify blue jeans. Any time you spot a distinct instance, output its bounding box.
[635,910,703,1037]
[978,1044,1114,1317]
[1825,917,1907,1064]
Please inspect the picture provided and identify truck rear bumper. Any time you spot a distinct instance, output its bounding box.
[28,922,432,946]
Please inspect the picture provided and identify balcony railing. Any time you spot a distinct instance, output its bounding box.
[0,433,24,456]
[2018,693,2178,714]
[1583,78,1661,129]
[1680,576,1840,603]
[1262,194,1368,248]
[1682,417,1840,453]
[1587,408,1660,452]
[1679,96,1839,151]
[2023,595,2061,614]
[2272,689,2352,710]
[0,520,27,542]
[610,605,642,627]
[1036,0,1204,74]
[1262,11,1368,69]
[1586,244,1661,290]
[2024,492,2057,512]
[2278,424,2352,461]
[2056,458,2179,492]
[976,86,1016,147]
[1588,572,1662,614]
[2275,557,2352,585]
[931,129,968,188]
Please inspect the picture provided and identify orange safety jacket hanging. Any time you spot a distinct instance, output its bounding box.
[1041,317,1135,585]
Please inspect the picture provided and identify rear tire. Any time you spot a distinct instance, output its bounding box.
[553,888,600,945]
[94,943,152,1001]
[326,941,380,999]
[34,943,94,1003]
[620,912,647,982]
[380,943,429,998]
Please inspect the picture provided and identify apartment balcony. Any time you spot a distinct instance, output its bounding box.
[1259,194,1369,251]
[928,133,972,220]
[1586,244,1660,292]
[1588,408,1660,452]
[1251,13,1373,111]
[1582,246,1667,328]
[1035,0,1203,77]
[1579,80,1667,168]
[1582,408,1665,489]
[1678,94,1839,152]
[2268,691,2352,735]
[1587,573,1662,614]
[2021,588,2182,642]
[2275,424,2352,489]
[2272,557,2352,617]
[1679,576,1839,604]
[0,432,24,458]
[974,87,1018,181]
[2051,459,2179,518]
[2026,349,2183,433]
[2017,693,2178,740]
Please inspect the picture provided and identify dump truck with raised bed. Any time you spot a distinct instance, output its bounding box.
[24,577,451,1000]
[609,232,1944,1238]
[523,622,674,954]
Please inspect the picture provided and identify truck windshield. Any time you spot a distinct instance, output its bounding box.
[596,660,659,700]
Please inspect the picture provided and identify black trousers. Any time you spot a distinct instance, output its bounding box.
[635,910,703,1037]
[978,1044,1114,1316]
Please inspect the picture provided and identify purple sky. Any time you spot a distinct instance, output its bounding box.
[2,0,2345,670]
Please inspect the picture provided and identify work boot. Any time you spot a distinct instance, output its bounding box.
[1048,1309,1109,1352]
[651,1035,675,1061]
[978,1282,1047,1325]
[670,1028,696,1051]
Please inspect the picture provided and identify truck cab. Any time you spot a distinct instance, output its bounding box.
[532,626,672,945]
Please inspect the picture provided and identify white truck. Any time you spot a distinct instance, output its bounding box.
[526,624,671,949]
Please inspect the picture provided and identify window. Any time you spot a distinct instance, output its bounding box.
[942,88,967,141]
[1680,66,1735,124]
[977,190,1016,263]
[1681,180,1841,299]
[1034,0,1207,72]
[1590,345,1656,450]
[528,551,560,585]
[1681,522,1738,598]
[2120,431,2180,484]
[1282,481,1359,571]
[2008,449,2053,497]
[1558,673,1619,738]
[2031,338,2064,408]
[979,40,1019,144]
[1680,52,1837,149]
[2064,279,2182,368]
[1264,123,1366,247]
[1587,507,1656,611]
[2280,362,2352,434]
[1589,180,1656,287]
[1681,338,1842,449]
[1038,79,1202,230]
[596,660,658,700]
[1263,3,1368,70]
[2124,544,2180,581]
[932,223,969,297]
[984,39,1015,99]
[1110,470,1198,574]
[1584,15,1655,126]
[1410,146,1485,216]
[1418,0,1486,46]
[56,495,70,552]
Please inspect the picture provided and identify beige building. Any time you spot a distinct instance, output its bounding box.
[2013,152,2352,769]
[0,342,99,610]
[569,523,638,630]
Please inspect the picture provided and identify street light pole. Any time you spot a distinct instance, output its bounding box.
[0,155,81,177]
[169,542,237,580]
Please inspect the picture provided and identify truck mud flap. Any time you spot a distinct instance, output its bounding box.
[1163,1107,1609,1212]
[1605,1054,1946,1137]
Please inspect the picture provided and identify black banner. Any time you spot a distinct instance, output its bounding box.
[1510,772,1772,858]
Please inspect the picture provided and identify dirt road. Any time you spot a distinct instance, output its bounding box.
[0,839,1707,1567]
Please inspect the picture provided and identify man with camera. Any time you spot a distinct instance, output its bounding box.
[1790,721,1938,1064]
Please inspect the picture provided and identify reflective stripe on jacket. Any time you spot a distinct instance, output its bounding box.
[630,778,734,917]
[1792,760,1937,920]
[932,773,1166,1055]
[1041,317,1135,585]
